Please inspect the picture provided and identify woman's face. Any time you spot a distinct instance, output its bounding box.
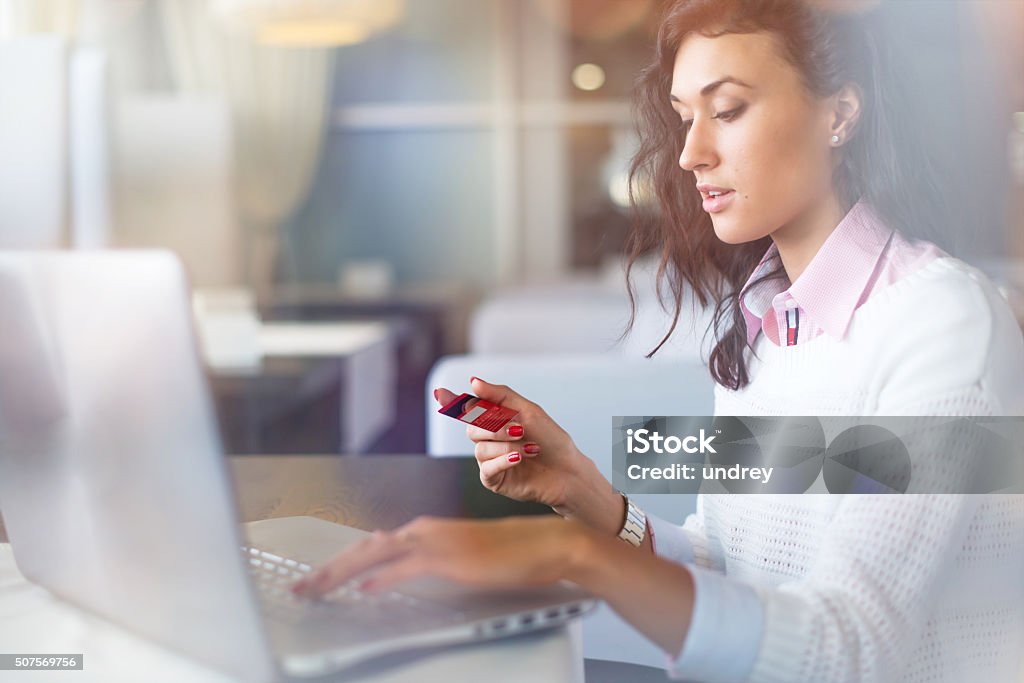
[670,31,840,244]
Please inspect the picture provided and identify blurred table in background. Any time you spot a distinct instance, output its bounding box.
[209,321,396,455]
[265,282,476,354]
[261,283,479,453]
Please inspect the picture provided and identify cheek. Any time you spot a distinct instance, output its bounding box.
[738,114,830,215]
[711,133,789,240]
[707,106,833,243]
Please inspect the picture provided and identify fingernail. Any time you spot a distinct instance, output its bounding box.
[470,376,482,384]
[433,388,439,401]
[507,425,524,438]
[507,452,521,464]
[523,443,540,455]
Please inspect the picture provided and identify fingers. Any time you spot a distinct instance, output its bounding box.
[433,387,459,406]
[475,440,540,464]
[358,556,430,594]
[292,530,410,598]
[466,421,526,443]
[478,449,524,486]
[470,377,532,412]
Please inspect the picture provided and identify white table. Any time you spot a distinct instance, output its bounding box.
[0,456,589,682]
[0,544,584,683]
[260,322,396,453]
[205,321,397,453]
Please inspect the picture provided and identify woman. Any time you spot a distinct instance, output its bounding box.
[294,1,1024,680]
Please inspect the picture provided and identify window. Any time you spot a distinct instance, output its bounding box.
[284,0,662,287]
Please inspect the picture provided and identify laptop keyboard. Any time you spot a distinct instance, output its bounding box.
[241,546,465,632]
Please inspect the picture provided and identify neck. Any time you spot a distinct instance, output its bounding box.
[771,193,848,283]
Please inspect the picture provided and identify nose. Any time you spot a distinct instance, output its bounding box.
[678,119,717,172]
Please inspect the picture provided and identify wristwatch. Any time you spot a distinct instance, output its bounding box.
[616,491,646,547]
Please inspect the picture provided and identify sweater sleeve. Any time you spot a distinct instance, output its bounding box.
[647,501,765,683]
[647,495,726,572]
[743,493,980,683]
[667,565,766,682]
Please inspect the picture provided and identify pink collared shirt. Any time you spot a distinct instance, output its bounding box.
[740,201,947,347]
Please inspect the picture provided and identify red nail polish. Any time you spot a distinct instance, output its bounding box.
[523,443,540,455]
[507,452,521,463]
[433,388,439,401]
[507,425,524,437]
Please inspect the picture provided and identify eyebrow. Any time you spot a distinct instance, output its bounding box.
[670,77,754,104]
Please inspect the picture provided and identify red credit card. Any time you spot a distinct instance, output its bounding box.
[437,393,518,432]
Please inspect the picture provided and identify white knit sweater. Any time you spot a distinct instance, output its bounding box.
[654,257,1024,683]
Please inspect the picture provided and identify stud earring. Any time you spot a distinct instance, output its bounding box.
[830,134,840,144]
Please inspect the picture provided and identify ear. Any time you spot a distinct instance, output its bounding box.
[829,83,863,145]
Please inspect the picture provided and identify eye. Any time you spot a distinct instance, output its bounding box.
[712,105,746,121]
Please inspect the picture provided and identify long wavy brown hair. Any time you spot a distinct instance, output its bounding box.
[625,0,956,390]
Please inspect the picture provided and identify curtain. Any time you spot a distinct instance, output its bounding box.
[158,0,336,291]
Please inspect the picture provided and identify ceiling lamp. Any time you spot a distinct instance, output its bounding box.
[210,0,404,48]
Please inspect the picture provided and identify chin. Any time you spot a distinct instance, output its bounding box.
[711,215,770,245]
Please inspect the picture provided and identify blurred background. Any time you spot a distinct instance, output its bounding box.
[1,0,1022,456]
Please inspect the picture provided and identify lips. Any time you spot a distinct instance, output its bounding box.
[696,183,735,213]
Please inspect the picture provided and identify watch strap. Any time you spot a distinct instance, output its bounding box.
[617,492,646,547]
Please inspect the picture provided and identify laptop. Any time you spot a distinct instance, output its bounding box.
[0,251,595,681]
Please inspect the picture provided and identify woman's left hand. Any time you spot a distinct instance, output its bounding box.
[291,516,587,598]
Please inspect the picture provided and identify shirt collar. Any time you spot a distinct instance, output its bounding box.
[739,201,895,346]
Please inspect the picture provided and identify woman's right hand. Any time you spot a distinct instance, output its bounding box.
[434,377,625,535]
